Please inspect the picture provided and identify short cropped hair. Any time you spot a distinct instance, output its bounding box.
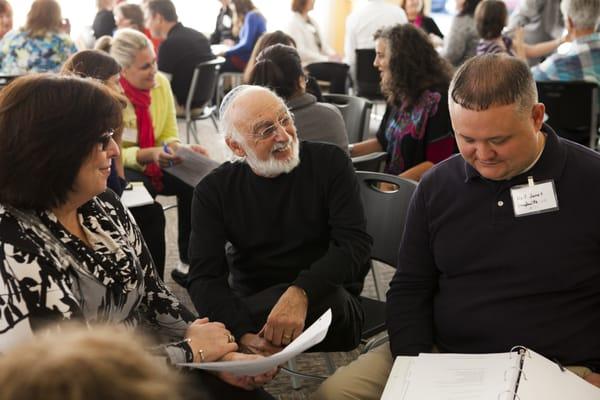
[561,0,600,30]
[25,0,62,37]
[108,28,153,68]
[249,44,304,99]
[475,0,507,40]
[147,0,178,22]
[61,50,121,82]
[219,85,284,141]
[0,74,124,210]
[449,54,537,112]
[292,0,309,13]
[0,324,182,400]
[115,3,144,30]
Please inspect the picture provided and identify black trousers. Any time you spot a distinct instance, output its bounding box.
[129,202,166,279]
[180,369,275,400]
[125,168,193,264]
[241,283,364,352]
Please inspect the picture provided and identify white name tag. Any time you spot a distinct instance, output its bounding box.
[510,177,559,217]
[122,127,138,143]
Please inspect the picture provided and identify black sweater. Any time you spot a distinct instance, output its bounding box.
[188,142,372,337]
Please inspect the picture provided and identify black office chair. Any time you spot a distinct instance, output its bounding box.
[181,57,225,143]
[536,81,599,149]
[282,172,417,385]
[357,171,417,351]
[352,152,387,172]
[305,62,350,94]
[322,93,373,144]
[355,49,383,100]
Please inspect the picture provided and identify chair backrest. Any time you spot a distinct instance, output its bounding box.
[356,172,417,267]
[185,57,225,115]
[352,151,387,172]
[305,62,350,94]
[536,80,599,148]
[322,93,373,144]
[355,49,383,100]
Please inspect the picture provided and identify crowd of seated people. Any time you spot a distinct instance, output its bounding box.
[0,0,599,399]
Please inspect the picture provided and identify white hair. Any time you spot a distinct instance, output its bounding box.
[218,84,254,141]
[561,0,600,30]
[108,28,153,68]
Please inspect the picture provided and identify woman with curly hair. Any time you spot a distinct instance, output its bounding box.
[349,23,455,181]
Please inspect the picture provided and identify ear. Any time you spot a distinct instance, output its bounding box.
[531,103,545,131]
[226,137,247,157]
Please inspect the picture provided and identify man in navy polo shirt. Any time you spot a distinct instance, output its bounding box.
[315,54,600,400]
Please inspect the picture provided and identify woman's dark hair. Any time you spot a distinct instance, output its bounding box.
[291,0,310,13]
[25,0,62,37]
[249,44,305,99]
[232,0,256,18]
[0,74,124,210]
[243,30,296,83]
[61,50,121,81]
[374,23,453,109]
[459,0,483,16]
[475,0,507,40]
[0,0,11,15]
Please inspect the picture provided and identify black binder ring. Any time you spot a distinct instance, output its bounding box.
[504,366,527,382]
[509,345,531,358]
[498,390,521,400]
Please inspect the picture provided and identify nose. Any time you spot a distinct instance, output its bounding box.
[272,124,289,142]
[475,142,495,161]
[107,138,120,158]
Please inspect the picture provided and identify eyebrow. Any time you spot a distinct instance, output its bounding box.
[457,133,510,141]
[250,107,287,134]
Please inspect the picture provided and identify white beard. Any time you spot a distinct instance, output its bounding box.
[243,136,300,177]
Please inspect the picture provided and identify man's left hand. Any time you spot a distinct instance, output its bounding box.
[585,372,600,388]
[259,286,308,347]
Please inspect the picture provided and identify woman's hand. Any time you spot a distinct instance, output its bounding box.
[216,352,279,390]
[184,318,238,363]
[189,144,210,157]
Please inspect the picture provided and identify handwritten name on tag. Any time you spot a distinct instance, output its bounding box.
[510,180,558,217]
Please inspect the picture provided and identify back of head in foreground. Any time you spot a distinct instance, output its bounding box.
[0,324,182,400]
[0,73,123,210]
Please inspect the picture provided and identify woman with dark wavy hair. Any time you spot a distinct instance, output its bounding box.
[349,23,455,181]
[443,0,482,66]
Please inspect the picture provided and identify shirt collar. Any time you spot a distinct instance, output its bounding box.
[463,124,567,185]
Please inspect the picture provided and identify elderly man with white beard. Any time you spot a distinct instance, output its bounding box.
[185,85,372,356]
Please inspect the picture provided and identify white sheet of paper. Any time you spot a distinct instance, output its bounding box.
[121,182,153,208]
[386,353,520,400]
[517,349,600,400]
[381,356,415,400]
[178,309,332,376]
[164,146,220,188]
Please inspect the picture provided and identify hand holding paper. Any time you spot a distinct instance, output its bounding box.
[178,309,332,376]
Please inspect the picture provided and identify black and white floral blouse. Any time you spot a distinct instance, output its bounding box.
[0,190,195,363]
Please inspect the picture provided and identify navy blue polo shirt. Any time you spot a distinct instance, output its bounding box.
[387,125,600,370]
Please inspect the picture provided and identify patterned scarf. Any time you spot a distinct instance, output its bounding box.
[384,90,442,175]
[120,76,163,192]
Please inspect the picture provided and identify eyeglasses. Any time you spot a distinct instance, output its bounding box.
[251,112,294,142]
[97,130,114,151]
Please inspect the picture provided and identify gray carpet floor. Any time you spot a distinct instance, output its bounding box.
[157,118,394,399]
